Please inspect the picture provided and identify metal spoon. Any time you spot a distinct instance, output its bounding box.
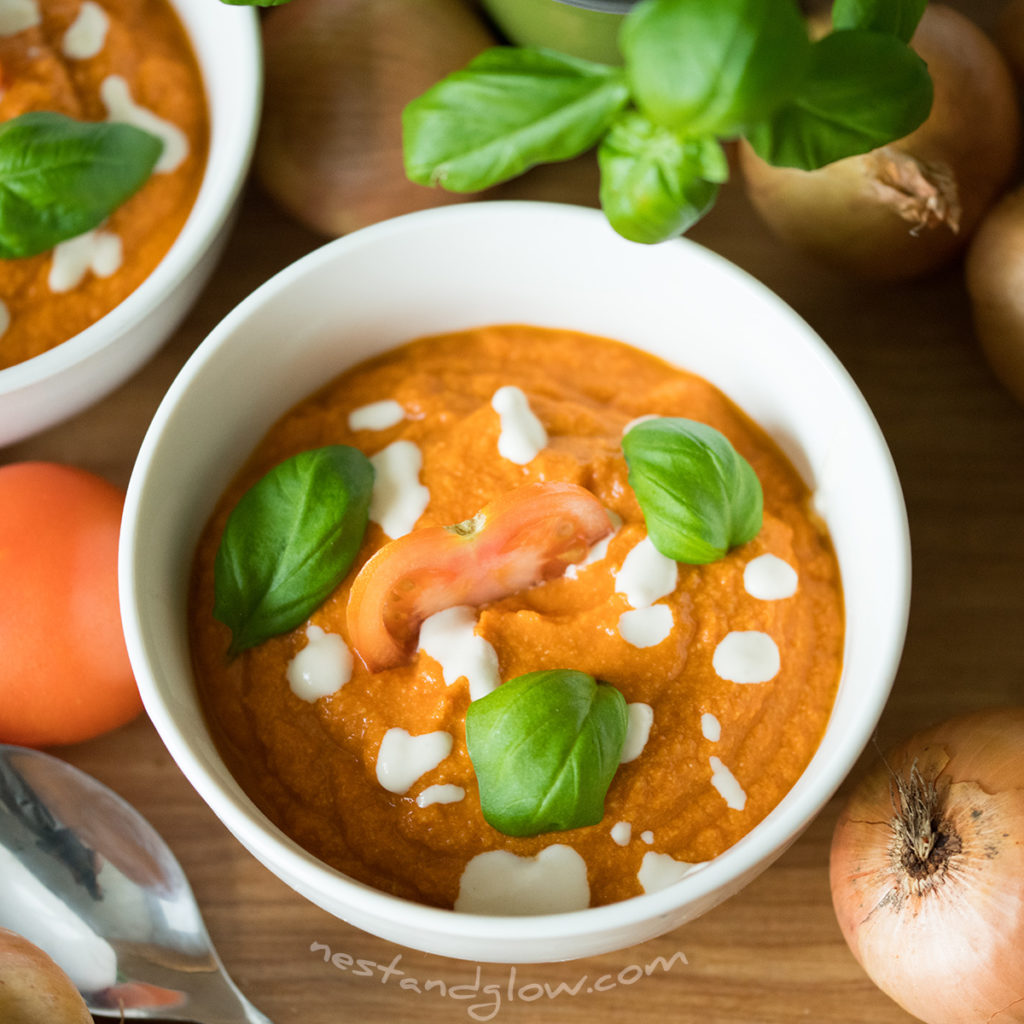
[0,743,273,1024]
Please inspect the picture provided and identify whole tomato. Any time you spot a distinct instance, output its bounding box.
[0,462,142,746]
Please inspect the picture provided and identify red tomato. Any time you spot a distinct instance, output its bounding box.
[0,462,142,747]
[347,481,613,672]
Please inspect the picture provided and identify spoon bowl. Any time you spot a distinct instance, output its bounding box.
[0,744,273,1024]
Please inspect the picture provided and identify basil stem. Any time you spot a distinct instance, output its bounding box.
[0,112,163,260]
[743,30,933,171]
[213,446,374,657]
[620,0,811,138]
[466,670,628,838]
[402,46,630,192]
[622,417,763,564]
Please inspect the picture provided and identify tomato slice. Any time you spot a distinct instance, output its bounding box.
[346,481,613,672]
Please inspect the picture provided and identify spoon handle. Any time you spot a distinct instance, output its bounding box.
[239,996,276,1024]
[88,949,276,1024]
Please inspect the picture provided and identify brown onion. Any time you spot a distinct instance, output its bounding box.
[739,6,1021,280]
[830,709,1024,1024]
[256,0,496,237]
[0,928,92,1024]
[965,187,1024,405]
[997,0,1024,84]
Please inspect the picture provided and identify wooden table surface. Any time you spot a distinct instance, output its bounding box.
[6,3,1023,1020]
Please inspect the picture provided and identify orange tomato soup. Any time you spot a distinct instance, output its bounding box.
[0,0,208,369]
[189,325,844,911]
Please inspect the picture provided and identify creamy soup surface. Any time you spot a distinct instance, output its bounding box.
[0,0,208,369]
[189,324,844,913]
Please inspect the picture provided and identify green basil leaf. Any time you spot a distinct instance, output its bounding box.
[744,30,933,170]
[620,0,812,137]
[0,111,163,260]
[466,670,628,838]
[597,111,720,243]
[213,446,374,656]
[402,46,629,192]
[831,0,926,43]
[622,417,763,564]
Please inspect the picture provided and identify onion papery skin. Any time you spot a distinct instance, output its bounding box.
[739,6,1021,281]
[256,0,497,238]
[830,708,1024,1024]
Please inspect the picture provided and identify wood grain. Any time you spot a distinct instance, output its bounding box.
[5,2,1022,1019]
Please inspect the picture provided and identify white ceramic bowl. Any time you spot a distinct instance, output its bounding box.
[0,0,262,448]
[120,201,911,964]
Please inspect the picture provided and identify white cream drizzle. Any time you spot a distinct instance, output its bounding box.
[48,229,122,292]
[62,0,108,59]
[348,399,405,432]
[744,553,798,600]
[455,845,590,915]
[417,605,500,702]
[610,821,632,846]
[618,605,673,648]
[415,784,465,808]
[709,756,747,810]
[640,830,654,844]
[712,630,780,684]
[700,712,721,742]
[621,702,653,763]
[368,439,429,538]
[563,509,621,580]
[101,75,188,173]
[286,625,352,702]
[492,385,547,464]
[0,0,40,36]
[0,299,9,338]
[615,536,678,648]
[637,851,701,894]
[375,728,452,796]
[615,536,678,609]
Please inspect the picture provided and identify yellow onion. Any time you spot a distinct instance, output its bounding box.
[256,0,496,237]
[830,709,1024,1024]
[965,187,1024,406]
[739,6,1021,280]
[997,0,1024,84]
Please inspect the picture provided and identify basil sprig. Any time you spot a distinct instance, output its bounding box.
[213,446,374,656]
[403,0,933,244]
[466,670,628,838]
[0,112,163,260]
[597,111,725,244]
[620,0,811,138]
[403,47,630,192]
[744,29,933,170]
[622,417,763,564]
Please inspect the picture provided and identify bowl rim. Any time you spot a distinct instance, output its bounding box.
[0,0,262,395]
[121,200,911,955]
[552,0,636,13]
